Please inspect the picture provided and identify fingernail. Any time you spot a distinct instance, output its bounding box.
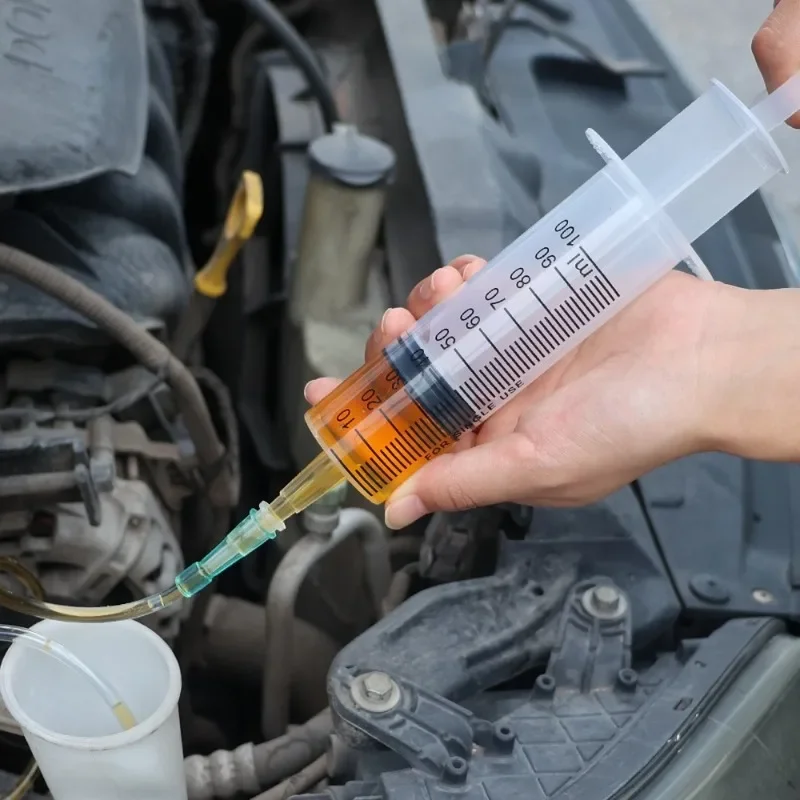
[303,382,312,402]
[462,260,482,280]
[385,495,427,530]
[457,254,479,268]
[380,308,394,334]
[419,273,436,300]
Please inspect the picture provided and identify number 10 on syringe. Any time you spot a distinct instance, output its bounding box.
[304,200,637,505]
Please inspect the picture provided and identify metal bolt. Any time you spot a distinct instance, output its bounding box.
[581,583,627,620]
[752,588,775,604]
[591,585,620,613]
[362,672,394,701]
[350,671,401,712]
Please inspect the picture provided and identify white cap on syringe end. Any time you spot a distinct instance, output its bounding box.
[752,71,800,132]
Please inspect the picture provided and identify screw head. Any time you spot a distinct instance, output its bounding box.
[591,585,620,612]
[581,583,627,620]
[350,671,401,712]
[362,672,394,700]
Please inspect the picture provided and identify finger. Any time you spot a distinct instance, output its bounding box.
[406,265,465,319]
[364,307,416,362]
[449,254,483,274]
[309,259,485,406]
[752,0,800,127]
[304,377,342,405]
[459,258,487,281]
[365,256,486,362]
[383,432,537,529]
[450,429,478,454]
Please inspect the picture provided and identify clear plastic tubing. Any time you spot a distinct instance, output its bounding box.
[0,623,134,729]
[3,72,800,621]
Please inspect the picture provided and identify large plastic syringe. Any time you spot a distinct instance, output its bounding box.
[266,73,800,507]
[122,70,800,599]
[5,72,800,623]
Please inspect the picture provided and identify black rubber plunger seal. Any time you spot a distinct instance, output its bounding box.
[385,334,478,439]
[308,124,396,188]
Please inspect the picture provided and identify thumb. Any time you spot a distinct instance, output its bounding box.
[752,0,800,127]
[383,433,535,529]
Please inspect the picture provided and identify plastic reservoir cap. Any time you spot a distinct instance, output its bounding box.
[309,123,397,188]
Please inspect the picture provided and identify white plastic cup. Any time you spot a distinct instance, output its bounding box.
[0,619,187,800]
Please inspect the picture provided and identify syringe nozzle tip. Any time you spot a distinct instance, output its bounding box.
[256,500,287,534]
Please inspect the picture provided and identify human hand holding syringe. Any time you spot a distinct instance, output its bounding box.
[306,3,800,530]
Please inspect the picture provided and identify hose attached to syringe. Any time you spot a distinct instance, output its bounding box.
[0,453,342,621]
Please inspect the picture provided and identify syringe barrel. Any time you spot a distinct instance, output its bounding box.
[305,166,680,502]
[304,78,790,504]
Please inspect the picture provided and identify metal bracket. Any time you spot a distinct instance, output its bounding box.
[72,417,117,527]
[331,667,519,783]
[72,442,101,527]
[331,667,474,778]
[328,554,577,707]
[544,577,633,694]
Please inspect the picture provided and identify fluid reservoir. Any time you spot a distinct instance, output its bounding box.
[290,123,396,323]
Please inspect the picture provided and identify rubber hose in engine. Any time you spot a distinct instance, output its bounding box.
[239,0,339,131]
[0,242,225,472]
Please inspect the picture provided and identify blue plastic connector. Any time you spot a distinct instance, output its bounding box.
[175,502,285,598]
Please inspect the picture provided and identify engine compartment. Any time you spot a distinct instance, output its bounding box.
[1,0,799,798]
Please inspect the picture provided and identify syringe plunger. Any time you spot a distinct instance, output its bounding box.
[752,71,800,131]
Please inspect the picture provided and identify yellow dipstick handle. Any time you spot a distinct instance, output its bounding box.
[194,170,264,298]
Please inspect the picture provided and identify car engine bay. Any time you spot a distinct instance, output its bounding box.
[1,0,800,798]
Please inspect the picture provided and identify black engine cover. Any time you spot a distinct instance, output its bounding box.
[0,0,188,348]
